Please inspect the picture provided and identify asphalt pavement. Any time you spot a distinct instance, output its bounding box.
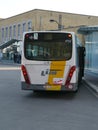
[0,66,98,130]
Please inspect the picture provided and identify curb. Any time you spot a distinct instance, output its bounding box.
[83,79,98,93]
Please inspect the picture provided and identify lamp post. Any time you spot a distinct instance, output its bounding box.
[49,19,85,31]
[49,19,64,30]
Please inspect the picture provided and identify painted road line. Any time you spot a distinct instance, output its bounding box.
[0,67,20,70]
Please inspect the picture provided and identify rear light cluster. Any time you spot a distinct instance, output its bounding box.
[21,65,31,84]
[65,66,76,88]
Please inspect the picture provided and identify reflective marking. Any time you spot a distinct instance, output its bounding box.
[0,67,20,70]
[47,61,66,90]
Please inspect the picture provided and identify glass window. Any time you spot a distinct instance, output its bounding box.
[28,21,32,31]
[18,24,21,36]
[23,23,26,33]
[24,32,72,61]
[5,27,8,41]
[9,26,12,40]
[2,28,4,43]
[13,25,16,38]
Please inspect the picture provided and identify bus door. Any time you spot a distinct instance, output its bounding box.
[78,46,85,77]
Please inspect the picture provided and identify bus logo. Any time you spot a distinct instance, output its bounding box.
[41,69,57,76]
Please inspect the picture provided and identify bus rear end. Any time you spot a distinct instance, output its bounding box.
[21,31,78,92]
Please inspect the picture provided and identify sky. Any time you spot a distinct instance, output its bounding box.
[0,0,98,18]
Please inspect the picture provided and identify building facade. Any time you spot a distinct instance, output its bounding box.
[0,9,98,61]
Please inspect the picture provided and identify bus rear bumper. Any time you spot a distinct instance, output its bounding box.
[21,82,78,92]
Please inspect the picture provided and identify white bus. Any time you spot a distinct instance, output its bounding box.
[21,31,85,92]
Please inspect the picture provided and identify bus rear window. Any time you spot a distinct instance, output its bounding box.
[24,32,72,61]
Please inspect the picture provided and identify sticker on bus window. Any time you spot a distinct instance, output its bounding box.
[34,33,38,39]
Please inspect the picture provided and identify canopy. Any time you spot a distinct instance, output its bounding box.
[0,39,20,49]
[78,26,98,34]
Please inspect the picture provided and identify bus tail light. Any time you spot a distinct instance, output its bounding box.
[65,66,76,88]
[21,65,31,84]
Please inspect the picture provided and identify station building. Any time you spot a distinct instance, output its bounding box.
[78,26,98,73]
[0,9,98,72]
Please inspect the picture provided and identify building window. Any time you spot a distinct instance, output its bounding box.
[28,21,32,31]
[9,26,12,40]
[22,22,26,33]
[5,27,8,41]
[2,28,4,43]
[18,24,21,39]
[13,25,16,39]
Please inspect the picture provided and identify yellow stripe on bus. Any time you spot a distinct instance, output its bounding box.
[47,61,66,91]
